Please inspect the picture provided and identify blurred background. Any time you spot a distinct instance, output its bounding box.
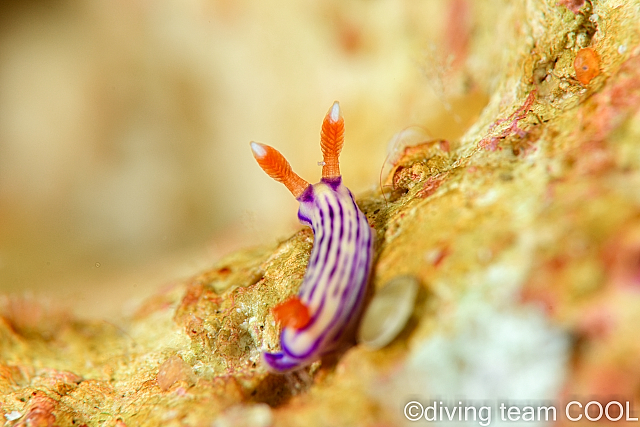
[0,0,491,318]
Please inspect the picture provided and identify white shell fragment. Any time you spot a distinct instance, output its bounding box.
[357,275,419,350]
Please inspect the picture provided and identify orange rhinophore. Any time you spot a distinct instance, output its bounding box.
[320,101,345,179]
[272,296,311,330]
[250,141,310,198]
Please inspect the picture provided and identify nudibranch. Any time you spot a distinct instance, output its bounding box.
[250,101,374,372]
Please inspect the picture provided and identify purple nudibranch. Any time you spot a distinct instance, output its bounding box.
[250,101,374,371]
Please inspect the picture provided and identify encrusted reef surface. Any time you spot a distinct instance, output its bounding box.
[2,1,640,426]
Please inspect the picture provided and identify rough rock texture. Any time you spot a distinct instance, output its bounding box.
[2,0,640,426]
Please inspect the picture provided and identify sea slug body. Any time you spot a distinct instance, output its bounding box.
[250,101,374,372]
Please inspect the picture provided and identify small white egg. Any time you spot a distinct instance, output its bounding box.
[357,275,419,350]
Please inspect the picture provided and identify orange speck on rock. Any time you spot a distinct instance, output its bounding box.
[272,296,311,330]
[217,266,232,275]
[574,48,600,85]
